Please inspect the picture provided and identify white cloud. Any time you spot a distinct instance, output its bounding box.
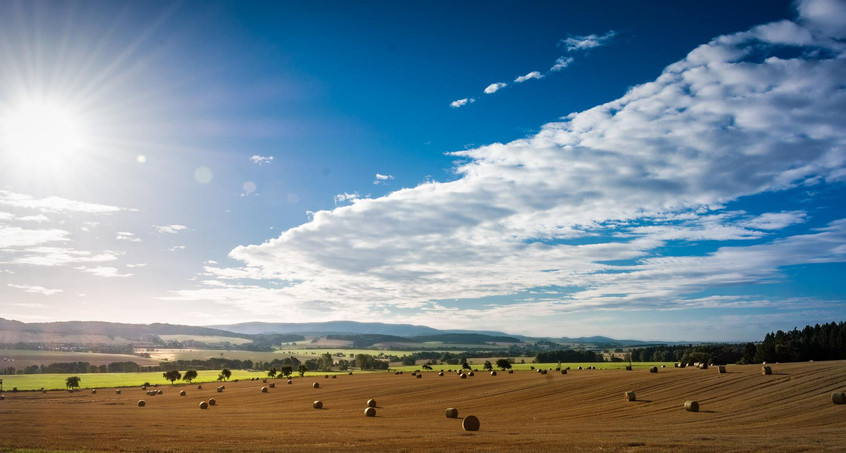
[12,247,121,266]
[514,71,543,83]
[374,173,394,185]
[7,283,63,296]
[549,56,574,72]
[0,190,131,214]
[154,224,187,234]
[796,0,846,38]
[450,98,474,108]
[76,266,133,278]
[334,192,360,205]
[18,215,49,223]
[0,226,69,248]
[173,15,846,328]
[116,232,141,242]
[169,245,186,251]
[250,155,274,165]
[561,30,617,52]
[484,82,507,94]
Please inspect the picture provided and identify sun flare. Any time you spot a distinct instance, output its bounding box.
[1,100,87,162]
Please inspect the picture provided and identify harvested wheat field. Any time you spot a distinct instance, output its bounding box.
[1,361,845,452]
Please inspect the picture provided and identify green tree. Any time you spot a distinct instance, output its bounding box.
[281,365,293,377]
[65,376,81,390]
[163,370,182,384]
[268,367,278,378]
[297,364,307,377]
[483,360,493,371]
[182,369,198,383]
[220,368,231,381]
[495,359,512,370]
[320,353,333,371]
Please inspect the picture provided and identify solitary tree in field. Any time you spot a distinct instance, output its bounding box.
[297,365,308,377]
[422,363,433,370]
[220,368,232,381]
[281,365,293,378]
[495,359,512,371]
[182,369,198,384]
[66,376,81,390]
[483,361,493,371]
[461,361,472,370]
[268,367,278,378]
[163,370,182,384]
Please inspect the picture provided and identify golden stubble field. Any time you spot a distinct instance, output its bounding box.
[1,361,844,452]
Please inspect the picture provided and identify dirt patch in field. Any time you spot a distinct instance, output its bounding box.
[1,361,844,452]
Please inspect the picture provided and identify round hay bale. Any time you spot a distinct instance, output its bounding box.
[141,386,147,391]
[367,398,377,408]
[217,387,224,393]
[197,385,202,389]
[156,389,163,395]
[137,400,146,407]
[649,366,658,373]
[325,375,329,379]
[287,380,293,385]
[115,390,121,395]
[462,415,480,431]
[332,375,337,379]
[313,400,323,409]
[364,407,376,417]
[445,407,458,418]
[269,383,275,388]
[832,392,846,405]
[490,371,497,376]
[91,389,97,394]
[208,398,216,406]
[469,371,474,377]
[179,390,186,396]
[699,363,709,370]
[199,401,208,409]
[537,369,542,374]
[0,395,4,400]
[261,386,268,393]
[416,374,422,379]
[684,400,699,412]
[625,391,636,402]
[625,365,632,371]
[508,370,514,374]
[312,382,320,389]
[762,366,772,375]
[263,379,267,383]
[540,369,547,375]
[560,369,567,375]
[459,373,467,379]
[718,365,727,374]
[438,371,444,376]
[577,366,583,370]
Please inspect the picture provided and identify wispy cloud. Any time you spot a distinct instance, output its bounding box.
[76,266,133,278]
[450,98,475,108]
[484,82,507,94]
[560,30,617,52]
[373,173,394,185]
[0,190,132,214]
[12,247,121,267]
[154,224,187,234]
[250,155,274,165]
[549,56,574,72]
[0,226,69,248]
[8,283,63,296]
[334,192,360,205]
[514,71,543,83]
[116,232,141,242]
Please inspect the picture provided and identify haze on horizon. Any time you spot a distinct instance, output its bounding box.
[1,0,845,342]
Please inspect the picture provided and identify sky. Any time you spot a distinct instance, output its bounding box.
[0,0,844,342]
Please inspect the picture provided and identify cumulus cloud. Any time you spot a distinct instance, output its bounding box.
[549,56,574,72]
[334,192,360,205]
[7,283,63,296]
[484,82,508,94]
[250,155,274,165]
[515,71,543,83]
[154,224,187,234]
[450,98,474,108]
[173,14,846,332]
[560,30,617,52]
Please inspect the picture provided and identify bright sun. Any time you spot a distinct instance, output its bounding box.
[1,100,86,162]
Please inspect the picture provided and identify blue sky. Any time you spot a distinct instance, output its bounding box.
[1,0,844,341]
